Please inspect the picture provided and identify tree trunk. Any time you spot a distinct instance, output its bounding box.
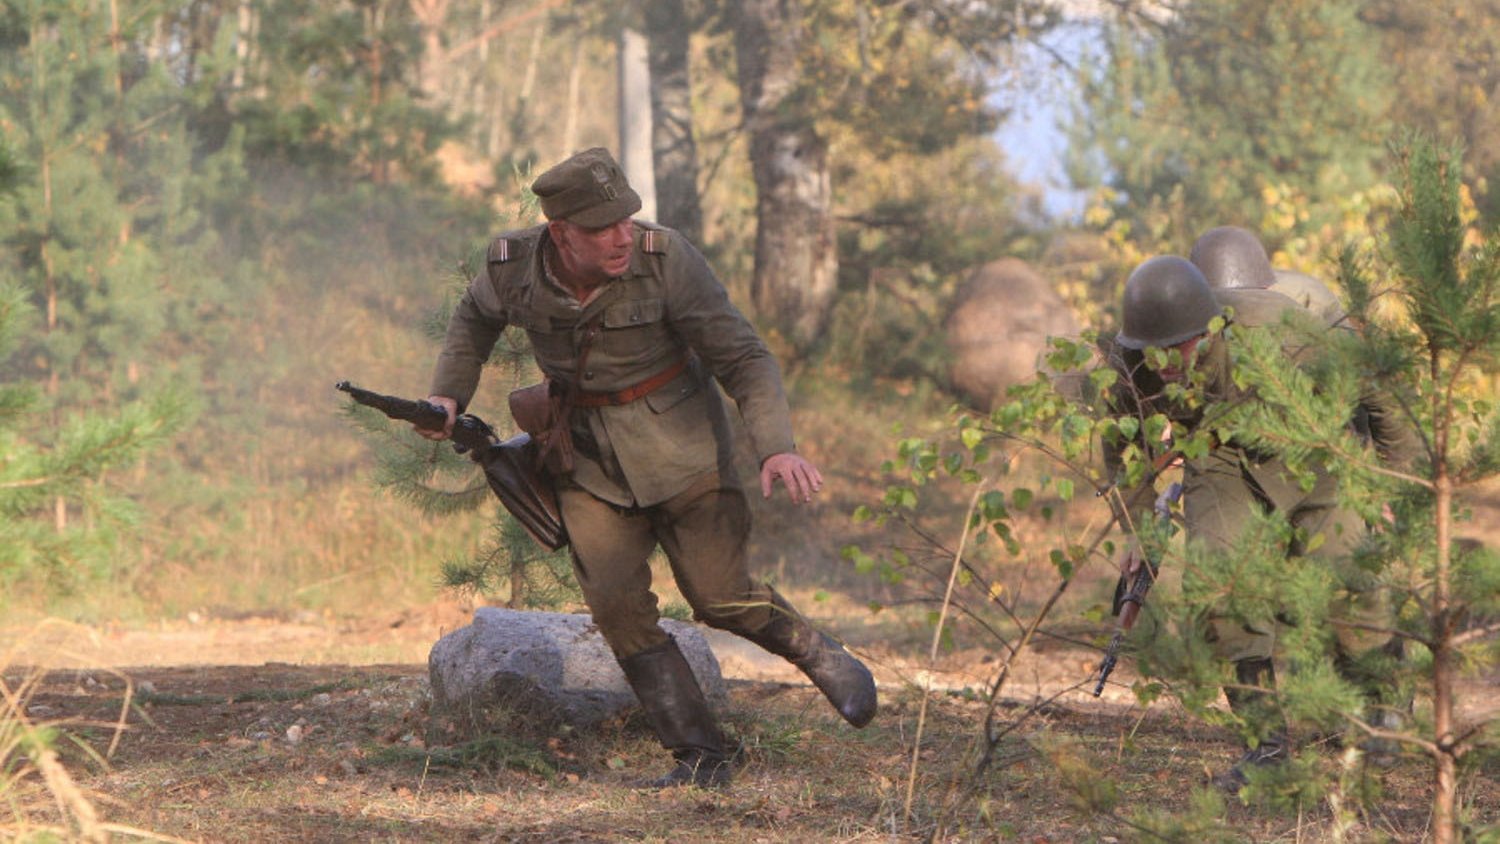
[512,23,545,151]
[231,0,254,93]
[562,37,583,155]
[1431,415,1457,844]
[408,0,450,106]
[364,2,388,184]
[643,0,702,242]
[618,27,656,221]
[733,0,836,354]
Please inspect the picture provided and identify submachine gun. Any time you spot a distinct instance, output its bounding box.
[1092,480,1184,696]
[335,381,567,551]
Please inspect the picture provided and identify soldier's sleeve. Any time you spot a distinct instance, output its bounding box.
[657,231,797,462]
[1359,384,1424,471]
[1099,417,1157,530]
[1098,343,1158,531]
[429,247,510,412]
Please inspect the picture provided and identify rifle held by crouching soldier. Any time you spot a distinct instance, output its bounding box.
[1092,481,1184,696]
[335,380,567,551]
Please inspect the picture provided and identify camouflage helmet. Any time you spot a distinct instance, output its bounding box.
[1116,256,1223,350]
[1189,226,1276,290]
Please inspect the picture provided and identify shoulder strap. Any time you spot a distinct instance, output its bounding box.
[485,227,542,289]
[638,225,670,256]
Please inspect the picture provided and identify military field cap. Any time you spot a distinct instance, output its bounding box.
[531,147,642,228]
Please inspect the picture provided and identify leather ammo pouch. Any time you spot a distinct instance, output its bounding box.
[508,379,576,472]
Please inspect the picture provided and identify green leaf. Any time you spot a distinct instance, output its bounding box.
[1049,548,1074,579]
[1305,531,1326,554]
[1134,682,1165,707]
[944,452,964,474]
[960,426,984,450]
[979,490,1008,522]
[884,486,919,509]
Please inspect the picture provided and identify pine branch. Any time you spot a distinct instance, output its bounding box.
[1326,616,1434,650]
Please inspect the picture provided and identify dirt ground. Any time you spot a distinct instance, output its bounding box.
[5,599,1499,843]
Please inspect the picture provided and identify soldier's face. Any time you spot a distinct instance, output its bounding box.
[554,218,635,282]
[1159,333,1207,382]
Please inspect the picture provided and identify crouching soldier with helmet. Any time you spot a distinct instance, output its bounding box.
[1102,255,1419,791]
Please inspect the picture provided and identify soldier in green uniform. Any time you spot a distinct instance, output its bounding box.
[1188,226,1421,769]
[1106,256,1418,789]
[417,148,876,789]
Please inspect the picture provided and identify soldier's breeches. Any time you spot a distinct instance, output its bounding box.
[1185,450,1392,664]
[559,471,775,659]
[1203,617,1279,663]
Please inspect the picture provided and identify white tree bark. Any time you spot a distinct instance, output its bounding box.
[617,27,656,222]
[735,0,836,352]
[645,0,702,242]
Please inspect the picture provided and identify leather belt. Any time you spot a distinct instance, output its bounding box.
[574,357,690,407]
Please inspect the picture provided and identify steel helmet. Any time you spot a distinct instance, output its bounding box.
[1190,226,1276,290]
[1116,256,1223,350]
[1271,269,1346,324]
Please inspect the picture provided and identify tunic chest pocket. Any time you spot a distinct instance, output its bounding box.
[507,305,575,363]
[600,298,667,358]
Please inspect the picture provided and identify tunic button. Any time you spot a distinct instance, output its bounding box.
[631,314,639,322]
[584,371,595,380]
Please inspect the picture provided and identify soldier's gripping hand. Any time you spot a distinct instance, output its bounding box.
[416,395,458,441]
[1117,540,1145,578]
[761,452,823,504]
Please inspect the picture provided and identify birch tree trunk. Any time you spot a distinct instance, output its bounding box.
[562,37,584,155]
[618,27,656,221]
[733,0,836,354]
[409,0,450,107]
[643,0,702,242]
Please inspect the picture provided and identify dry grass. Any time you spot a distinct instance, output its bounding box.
[1,614,1495,843]
[0,620,194,843]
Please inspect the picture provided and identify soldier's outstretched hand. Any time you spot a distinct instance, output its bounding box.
[761,452,823,504]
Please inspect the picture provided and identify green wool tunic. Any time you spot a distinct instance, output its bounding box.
[431,221,797,509]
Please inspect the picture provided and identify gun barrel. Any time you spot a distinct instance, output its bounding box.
[1092,634,1122,697]
[336,380,563,550]
[337,380,448,432]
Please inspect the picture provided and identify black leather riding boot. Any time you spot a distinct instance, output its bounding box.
[741,589,878,728]
[1213,657,1289,791]
[617,637,732,789]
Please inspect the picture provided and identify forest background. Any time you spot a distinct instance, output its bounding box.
[10,0,1497,622]
[4,0,1500,840]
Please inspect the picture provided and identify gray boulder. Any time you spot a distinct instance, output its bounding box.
[945,258,1080,411]
[428,607,727,735]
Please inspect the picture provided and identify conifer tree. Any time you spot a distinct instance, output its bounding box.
[0,280,191,598]
[1212,134,1500,842]
[343,247,576,611]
